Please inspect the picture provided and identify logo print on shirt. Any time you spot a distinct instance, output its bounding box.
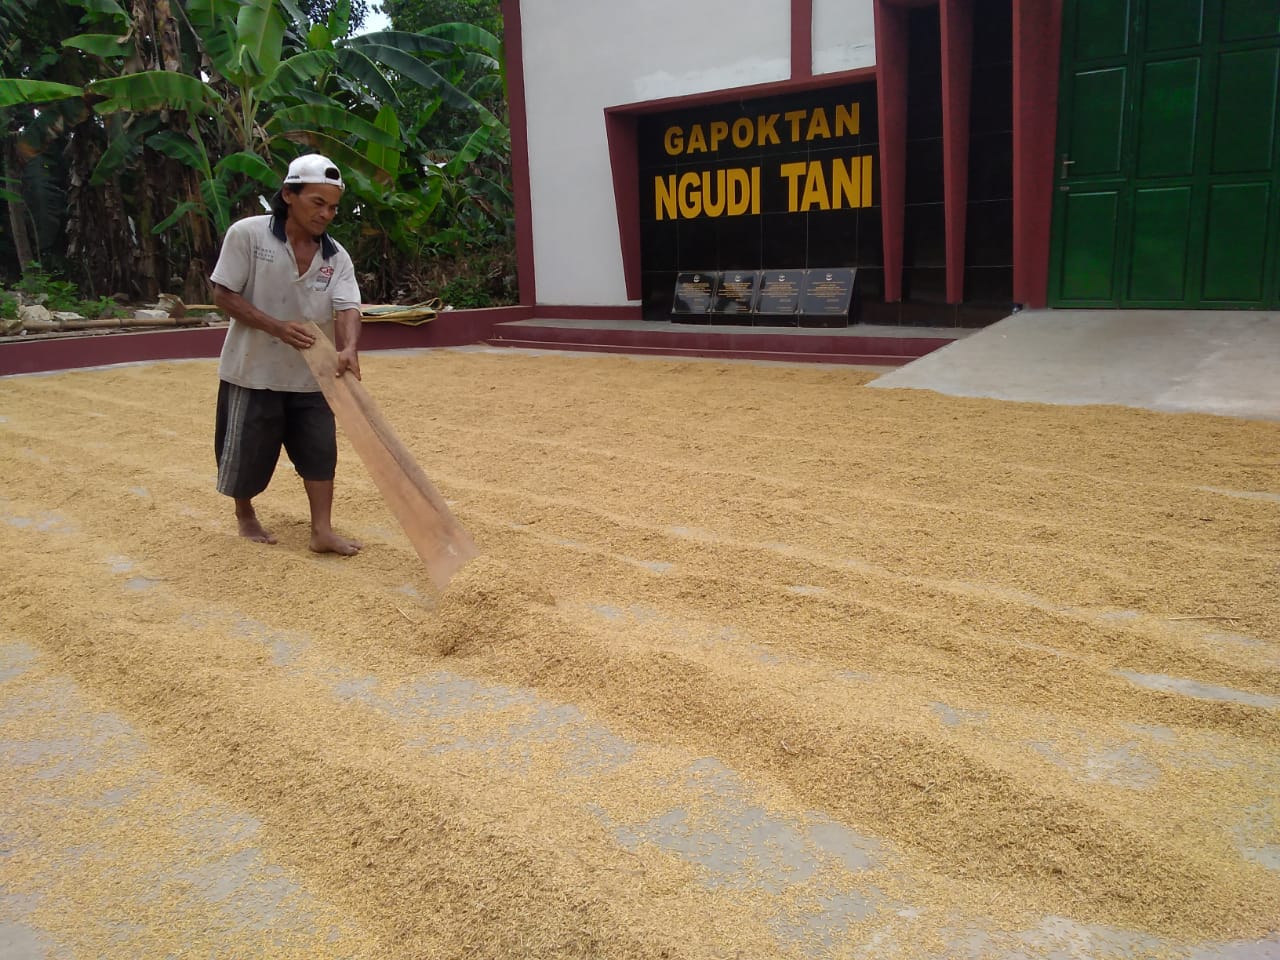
[310,265,335,291]
[253,246,275,263]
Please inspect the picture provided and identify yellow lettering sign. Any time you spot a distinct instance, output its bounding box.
[678,171,701,217]
[805,107,831,141]
[709,120,729,152]
[835,103,859,137]
[703,169,726,217]
[655,174,678,219]
[832,156,860,209]
[757,113,781,147]
[779,161,806,213]
[784,109,806,142]
[663,126,683,156]
[660,103,862,156]
[656,167,764,220]
[727,168,750,215]
[656,157,865,220]
[800,161,830,211]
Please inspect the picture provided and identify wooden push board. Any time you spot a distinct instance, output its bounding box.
[300,323,479,590]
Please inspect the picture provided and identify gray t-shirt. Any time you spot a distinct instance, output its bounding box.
[211,214,362,392]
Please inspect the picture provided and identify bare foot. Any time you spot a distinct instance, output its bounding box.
[309,530,362,556]
[237,514,278,544]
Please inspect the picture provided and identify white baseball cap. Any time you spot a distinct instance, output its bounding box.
[283,153,345,191]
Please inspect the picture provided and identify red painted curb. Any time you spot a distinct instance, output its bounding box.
[0,307,531,377]
[482,338,912,365]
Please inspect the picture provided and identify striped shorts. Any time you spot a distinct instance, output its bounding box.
[213,381,336,499]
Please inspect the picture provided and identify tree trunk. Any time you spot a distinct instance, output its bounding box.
[136,176,160,300]
[4,143,35,275]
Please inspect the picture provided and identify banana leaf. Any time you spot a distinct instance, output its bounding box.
[0,79,83,107]
[277,130,395,186]
[278,0,307,27]
[63,33,132,58]
[199,176,231,235]
[365,104,401,179]
[267,103,400,149]
[334,47,399,107]
[215,150,279,188]
[66,0,129,31]
[147,130,210,174]
[90,115,159,185]
[152,200,201,234]
[444,124,491,176]
[355,43,476,112]
[326,0,351,40]
[185,0,242,78]
[347,31,453,56]
[308,23,332,51]
[260,49,338,100]
[87,72,222,114]
[233,0,285,83]
[421,22,502,59]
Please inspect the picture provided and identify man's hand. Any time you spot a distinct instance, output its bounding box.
[276,320,317,349]
[336,347,361,380]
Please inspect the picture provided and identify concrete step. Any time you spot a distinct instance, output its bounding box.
[486,320,962,365]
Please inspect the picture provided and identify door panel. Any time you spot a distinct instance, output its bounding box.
[1202,183,1270,300]
[1128,187,1193,301]
[1058,191,1120,301]
[1074,0,1130,59]
[1069,69,1128,176]
[1052,0,1280,308]
[1147,0,1204,51]
[1212,48,1279,174]
[1136,58,1199,177]
[1220,0,1280,42]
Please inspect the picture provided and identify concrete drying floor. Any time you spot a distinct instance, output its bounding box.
[870,309,1280,421]
[2,348,1278,959]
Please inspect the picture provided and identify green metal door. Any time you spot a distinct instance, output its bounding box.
[1049,0,1280,308]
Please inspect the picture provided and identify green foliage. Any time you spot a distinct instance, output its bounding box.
[80,294,123,318]
[18,153,64,257]
[1,0,517,304]
[0,79,84,106]
[15,264,80,311]
[299,0,369,34]
[384,0,502,37]
[10,264,123,317]
[414,240,515,308]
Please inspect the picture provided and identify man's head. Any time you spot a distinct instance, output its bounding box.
[271,154,346,239]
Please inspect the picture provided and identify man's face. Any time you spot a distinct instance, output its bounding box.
[284,183,343,239]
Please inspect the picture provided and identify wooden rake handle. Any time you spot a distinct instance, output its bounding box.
[299,322,479,590]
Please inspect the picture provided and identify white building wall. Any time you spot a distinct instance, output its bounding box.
[812,0,877,75]
[520,0,792,306]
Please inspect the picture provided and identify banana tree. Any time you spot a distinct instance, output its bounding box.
[2,0,511,300]
[4,0,494,236]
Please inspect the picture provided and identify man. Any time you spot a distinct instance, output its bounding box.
[210,153,363,555]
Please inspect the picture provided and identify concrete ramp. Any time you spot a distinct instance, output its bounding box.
[870,309,1280,421]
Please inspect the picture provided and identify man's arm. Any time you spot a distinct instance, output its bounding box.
[212,283,316,350]
[334,306,361,379]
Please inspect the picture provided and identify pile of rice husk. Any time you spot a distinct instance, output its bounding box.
[414,555,556,656]
[0,350,1277,958]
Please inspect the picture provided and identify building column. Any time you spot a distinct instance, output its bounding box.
[792,0,814,79]
[940,0,972,304]
[500,0,536,307]
[604,111,642,302]
[1012,0,1063,308]
[873,0,910,303]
